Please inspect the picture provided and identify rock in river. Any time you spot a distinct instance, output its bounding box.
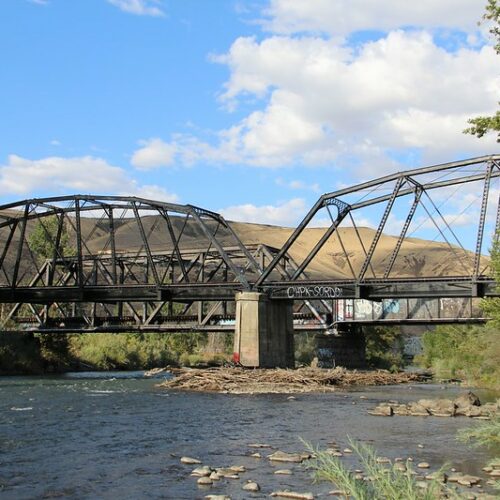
[242,480,260,492]
[268,451,304,463]
[181,456,201,465]
[270,491,314,499]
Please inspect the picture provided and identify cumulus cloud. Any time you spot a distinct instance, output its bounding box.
[0,154,178,202]
[135,25,497,173]
[262,0,485,36]
[131,138,177,169]
[220,198,306,226]
[107,0,165,17]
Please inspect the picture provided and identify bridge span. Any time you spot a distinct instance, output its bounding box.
[1,155,499,367]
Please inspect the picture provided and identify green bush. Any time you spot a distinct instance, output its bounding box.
[0,333,44,374]
[417,324,500,389]
[364,326,405,371]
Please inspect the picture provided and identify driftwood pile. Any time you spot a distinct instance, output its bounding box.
[158,367,426,394]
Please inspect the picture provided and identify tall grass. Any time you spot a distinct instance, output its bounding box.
[303,439,459,500]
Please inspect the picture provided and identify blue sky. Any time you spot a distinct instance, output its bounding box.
[0,0,498,234]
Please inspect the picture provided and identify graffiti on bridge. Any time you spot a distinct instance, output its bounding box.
[286,286,343,299]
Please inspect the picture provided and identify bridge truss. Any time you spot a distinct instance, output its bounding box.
[0,155,499,333]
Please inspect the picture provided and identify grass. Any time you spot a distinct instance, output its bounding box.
[457,415,500,449]
[303,438,461,500]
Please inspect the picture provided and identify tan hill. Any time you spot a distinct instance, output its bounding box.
[0,213,485,284]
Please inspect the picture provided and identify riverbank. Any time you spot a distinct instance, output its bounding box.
[158,367,429,394]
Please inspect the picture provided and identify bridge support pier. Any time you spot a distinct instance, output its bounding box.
[315,325,366,369]
[233,292,294,368]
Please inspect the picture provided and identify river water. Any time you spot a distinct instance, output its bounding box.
[0,372,496,499]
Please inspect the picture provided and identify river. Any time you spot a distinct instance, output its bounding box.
[0,372,496,499]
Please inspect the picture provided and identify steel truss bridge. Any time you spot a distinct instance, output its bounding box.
[0,154,499,333]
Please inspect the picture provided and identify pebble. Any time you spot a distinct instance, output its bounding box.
[242,481,260,492]
[209,472,221,481]
[359,395,367,399]
[230,465,246,473]
[489,469,500,477]
[274,469,293,475]
[375,457,390,464]
[425,471,447,483]
[205,496,231,500]
[328,490,348,497]
[417,444,424,449]
[343,448,353,454]
[287,396,296,401]
[250,452,262,458]
[417,462,430,469]
[181,456,201,464]
[191,466,212,477]
[268,451,304,463]
[197,477,213,486]
[248,443,272,448]
[393,463,406,472]
[270,491,314,500]
[394,457,403,462]
[482,466,493,473]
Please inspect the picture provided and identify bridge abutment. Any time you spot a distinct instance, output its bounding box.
[233,292,294,368]
[315,325,366,369]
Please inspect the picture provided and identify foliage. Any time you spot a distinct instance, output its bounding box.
[28,215,74,261]
[294,332,317,366]
[364,326,405,371]
[457,415,500,448]
[417,324,500,388]
[0,333,44,374]
[464,0,500,141]
[303,438,454,500]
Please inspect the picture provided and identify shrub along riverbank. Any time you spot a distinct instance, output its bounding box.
[0,331,232,374]
[416,324,500,390]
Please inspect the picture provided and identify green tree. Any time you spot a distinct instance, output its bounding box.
[28,214,73,261]
[464,0,500,141]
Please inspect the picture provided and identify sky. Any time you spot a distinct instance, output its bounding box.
[0,0,498,231]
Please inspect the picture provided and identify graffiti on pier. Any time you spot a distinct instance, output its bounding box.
[286,286,343,299]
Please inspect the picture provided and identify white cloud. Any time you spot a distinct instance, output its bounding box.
[107,0,165,17]
[276,177,320,192]
[220,198,306,226]
[139,27,497,173]
[263,0,485,36]
[0,154,178,202]
[131,138,177,169]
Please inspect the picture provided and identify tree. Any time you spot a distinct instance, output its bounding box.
[463,0,500,141]
[28,214,73,261]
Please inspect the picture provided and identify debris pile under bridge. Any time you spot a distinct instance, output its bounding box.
[158,367,428,394]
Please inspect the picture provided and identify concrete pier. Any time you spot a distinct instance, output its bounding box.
[315,325,366,369]
[233,292,294,368]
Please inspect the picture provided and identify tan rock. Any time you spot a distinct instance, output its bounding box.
[250,452,261,458]
[229,465,246,473]
[454,391,481,408]
[242,481,260,492]
[343,448,353,454]
[181,456,201,464]
[197,477,213,486]
[248,443,272,448]
[209,472,221,481]
[376,457,391,464]
[274,469,293,475]
[270,491,314,500]
[191,466,212,477]
[268,451,304,463]
[417,462,430,469]
[205,496,231,500]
